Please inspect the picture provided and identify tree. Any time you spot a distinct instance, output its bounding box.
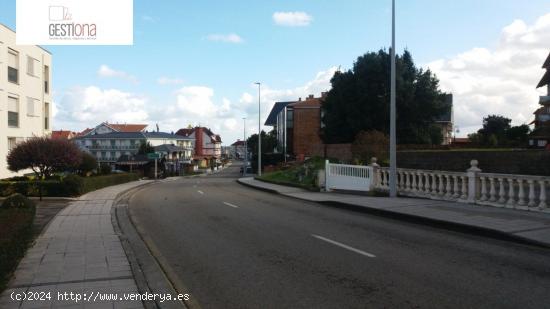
[77,151,97,176]
[478,115,511,145]
[321,49,448,144]
[137,141,154,155]
[475,115,530,147]
[7,137,82,179]
[505,124,530,146]
[351,130,389,164]
[246,130,278,158]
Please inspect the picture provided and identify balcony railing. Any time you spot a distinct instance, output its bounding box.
[88,145,139,150]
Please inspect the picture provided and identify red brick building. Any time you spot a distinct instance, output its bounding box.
[289,95,324,160]
[265,93,327,160]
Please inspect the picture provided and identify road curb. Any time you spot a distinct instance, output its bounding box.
[237,179,550,249]
[113,181,201,309]
[112,181,189,309]
[236,178,279,194]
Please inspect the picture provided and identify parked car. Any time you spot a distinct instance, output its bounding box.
[240,166,253,175]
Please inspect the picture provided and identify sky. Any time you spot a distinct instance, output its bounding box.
[1,0,549,144]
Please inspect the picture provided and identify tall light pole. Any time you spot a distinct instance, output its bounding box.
[243,117,247,176]
[255,82,262,176]
[389,0,397,197]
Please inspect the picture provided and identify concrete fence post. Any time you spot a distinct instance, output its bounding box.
[369,157,380,190]
[325,160,331,192]
[467,159,481,204]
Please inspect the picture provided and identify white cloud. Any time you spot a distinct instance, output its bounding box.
[54,66,336,145]
[157,77,184,85]
[427,13,550,135]
[55,86,149,130]
[142,15,155,22]
[97,65,138,84]
[205,33,244,43]
[273,11,312,27]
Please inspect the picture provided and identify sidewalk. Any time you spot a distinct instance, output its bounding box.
[238,177,550,247]
[0,180,152,309]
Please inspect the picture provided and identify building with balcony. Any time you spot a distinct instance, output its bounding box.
[0,24,52,179]
[529,52,550,148]
[73,122,193,166]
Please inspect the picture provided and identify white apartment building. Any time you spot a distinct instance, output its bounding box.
[0,24,52,179]
[73,123,194,165]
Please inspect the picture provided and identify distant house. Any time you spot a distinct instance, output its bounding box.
[434,94,454,145]
[73,122,193,168]
[229,140,246,159]
[529,52,550,148]
[264,93,327,159]
[176,126,222,167]
[51,130,77,140]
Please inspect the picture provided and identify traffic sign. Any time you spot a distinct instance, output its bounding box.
[147,153,160,159]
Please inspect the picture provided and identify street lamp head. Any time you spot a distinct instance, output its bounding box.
[255,82,261,85]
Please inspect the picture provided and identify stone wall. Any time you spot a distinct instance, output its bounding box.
[397,150,550,176]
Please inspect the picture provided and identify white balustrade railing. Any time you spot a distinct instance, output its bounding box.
[372,159,549,213]
[376,167,468,202]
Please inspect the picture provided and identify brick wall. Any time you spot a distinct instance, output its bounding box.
[310,143,353,162]
[292,106,324,158]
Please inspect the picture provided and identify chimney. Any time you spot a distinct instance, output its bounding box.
[299,97,302,101]
[308,94,314,100]
[321,91,328,99]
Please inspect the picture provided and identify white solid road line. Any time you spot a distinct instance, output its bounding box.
[223,202,239,208]
[197,190,204,195]
[311,234,376,258]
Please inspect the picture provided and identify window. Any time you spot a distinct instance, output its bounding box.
[44,102,50,130]
[27,97,39,116]
[44,65,50,93]
[8,96,19,127]
[286,109,294,129]
[110,151,116,158]
[27,56,39,77]
[8,49,19,83]
[7,137,16,151]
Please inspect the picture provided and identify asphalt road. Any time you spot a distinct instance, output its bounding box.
[129,163,550,309]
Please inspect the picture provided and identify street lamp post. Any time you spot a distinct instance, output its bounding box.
[255,82,262,176]
[243,117,247,176]
[389,0,397,198]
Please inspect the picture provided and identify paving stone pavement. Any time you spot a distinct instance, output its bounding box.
[0,180,152,309]
[238,177,550,247]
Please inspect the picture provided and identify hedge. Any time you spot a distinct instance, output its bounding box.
[0,173,140,197]
[0,194,36,291]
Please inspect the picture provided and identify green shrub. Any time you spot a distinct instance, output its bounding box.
[1,193,35,209]
[100,164,112,175]
[82,173,139,193]
[0,195,36,291]
[0,173,139,197]
[62,174,84,196]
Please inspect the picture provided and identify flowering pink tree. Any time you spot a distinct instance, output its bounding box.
[7,137,82,179]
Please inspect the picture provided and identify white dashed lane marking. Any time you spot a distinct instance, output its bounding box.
[311,234,376,258]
